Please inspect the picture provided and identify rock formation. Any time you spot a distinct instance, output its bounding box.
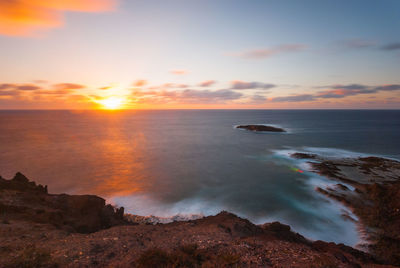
[290,153,400,265]
[0,172,126,233]
[0,173,395,267]
[236,125,286,132]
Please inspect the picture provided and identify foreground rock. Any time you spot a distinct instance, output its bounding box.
[236,125,286,132]
[0,173,393,267]
[290,153,400,265]
[0,172,126,233]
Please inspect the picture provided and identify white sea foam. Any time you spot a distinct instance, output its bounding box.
[299,146,399,161]
[269,146,380,247]
[110,146,380,247]
[110,194,223,223]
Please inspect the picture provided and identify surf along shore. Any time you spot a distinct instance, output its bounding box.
[290,152,400,265]
[1,155,399,268]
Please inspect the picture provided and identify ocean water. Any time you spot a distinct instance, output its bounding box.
[1,110,399,246]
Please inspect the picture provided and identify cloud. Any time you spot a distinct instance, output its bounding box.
[233,44,306,59]
[330,84,368,90]
[170,69,188,75]
[271,94,315,102]
[16,84,42,90]
[314,84,371,99]
[381,43,400,51]
[198,80,216,87]
[335,40,400,52]
[33,79,48,84]
[53,83,86,90]
[0,83,41,91]
[180,89,242,102]
[164,83,188,89]
[133,80,147,87]
[0,81,86,99]
[0,91,19,96]
[317,90,358,99]
[271,84,400,102]
[36,89,73,95]
[132,88,242,104]
[147,83,188,90]
[247,94,267,104]
[231,80,275,90]
[0,0,117,36]
[340,39,376,49]
[374,84,400,91]
[0,83,16,90]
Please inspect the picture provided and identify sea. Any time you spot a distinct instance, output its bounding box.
[1,109,399,246]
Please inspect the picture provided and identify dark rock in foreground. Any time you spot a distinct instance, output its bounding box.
[236,124,286,132]
[0,172,126,233]
[0,173,393,267]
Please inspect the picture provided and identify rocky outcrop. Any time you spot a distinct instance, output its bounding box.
[236,125,286,132]
[290,153,400,265]
[0,172,126,233]
[0,173,394,267]
[291,152,317,159]
[0,172,48,193]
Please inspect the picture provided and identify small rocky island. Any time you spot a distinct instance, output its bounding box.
[0,172,393,267]
[236,125,286,132]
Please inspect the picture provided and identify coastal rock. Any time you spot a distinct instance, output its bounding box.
[0,172,48,193]
[236,124,285,132]
[291,152,317,159]
[0,173,395,267]
[0,172,127,233]
[290,153,400,265]
[261,221,308,244]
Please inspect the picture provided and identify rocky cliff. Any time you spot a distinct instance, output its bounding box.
[0,173,395,267]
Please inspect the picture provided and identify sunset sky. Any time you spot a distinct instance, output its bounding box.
[0,0,400,109]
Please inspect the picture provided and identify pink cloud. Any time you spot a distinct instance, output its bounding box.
[198,80,216,87]
[232,44,306,59]
[170,69,188,75]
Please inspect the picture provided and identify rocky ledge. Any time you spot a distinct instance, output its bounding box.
[0,172,126,233]
[236,125,286,132]
[290,153,400,265]
[0,173,395,267]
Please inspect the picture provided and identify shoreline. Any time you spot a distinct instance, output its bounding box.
[1,172,395,267]
[289,152,400,265]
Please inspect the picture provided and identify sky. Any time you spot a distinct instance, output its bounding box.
[0,0,399,109]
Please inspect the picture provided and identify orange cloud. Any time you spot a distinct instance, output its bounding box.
[170,69,188,75]
[53,83,86,90]
[133,80,147,87]
[0,0,117,36]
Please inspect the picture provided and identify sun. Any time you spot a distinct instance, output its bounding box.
[97,97,125,110]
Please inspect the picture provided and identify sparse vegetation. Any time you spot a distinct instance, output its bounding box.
[135,244,241,268]
[7,246,58,268]
[356,182,400,265]
[1,211,10,224]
